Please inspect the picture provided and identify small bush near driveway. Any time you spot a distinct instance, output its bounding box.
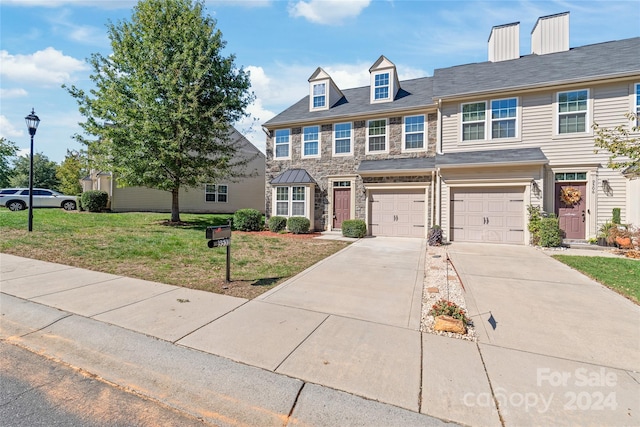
[341,219,366,238]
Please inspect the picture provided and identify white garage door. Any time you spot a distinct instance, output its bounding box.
[450,187,525,244]
[369,189,425,238]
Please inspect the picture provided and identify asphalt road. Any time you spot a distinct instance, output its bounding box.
[0,341,213,427]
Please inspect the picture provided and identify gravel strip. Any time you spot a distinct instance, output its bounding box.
[421,244,477,341]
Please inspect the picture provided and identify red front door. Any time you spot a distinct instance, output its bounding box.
[333,188,351,229]
[555,183,586,239]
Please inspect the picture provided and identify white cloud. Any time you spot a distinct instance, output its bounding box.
[0,88,28,98]
[0,115,24,139]
[0,48,88,86]
[288,0,371,25]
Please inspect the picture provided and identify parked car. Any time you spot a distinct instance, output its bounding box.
[0,188,78,211]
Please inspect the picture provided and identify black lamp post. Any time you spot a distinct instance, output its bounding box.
[25,108,40,232]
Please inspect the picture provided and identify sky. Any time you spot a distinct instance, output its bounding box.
[1,0,639,163]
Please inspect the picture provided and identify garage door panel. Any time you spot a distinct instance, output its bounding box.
[450,187,524,244]
[369,190,425,237]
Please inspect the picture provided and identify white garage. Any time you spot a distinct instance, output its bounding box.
[369,189,426,238]
[450,187,525,244]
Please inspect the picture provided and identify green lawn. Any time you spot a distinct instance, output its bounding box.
[0,209,349,299]
[552,255,640,304]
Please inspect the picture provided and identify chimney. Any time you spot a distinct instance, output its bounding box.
[488,22,520,62]
[531,12,569,55]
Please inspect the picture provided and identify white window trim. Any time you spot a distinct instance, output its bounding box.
[490,97,519,140]
[310,82,327,111]
[554,88,591,137]
[302,125,321,159]
[366,118,389,154]
[274,128,291,160]
[371,72,391,103]
[273,185,308,218]
[332,122,353,156]
[205,184,228,203]
[402,114,426,153]
[460,101,488,141]
[459,98,521,143]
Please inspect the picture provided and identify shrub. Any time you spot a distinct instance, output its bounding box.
[233,209,263,231]
[428,299,471,326]
[538,215,563,247]
[342,219,366,238]
[427,225,443,246]
[268,216,287,233]
[80,190,108,212]
[612,208,621,225]
[527,205,543,245]
[287,217,310,234]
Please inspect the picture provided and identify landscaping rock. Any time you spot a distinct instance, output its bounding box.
[434,315,466,335]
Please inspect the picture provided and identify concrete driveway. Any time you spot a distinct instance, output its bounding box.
[448,243,640,426]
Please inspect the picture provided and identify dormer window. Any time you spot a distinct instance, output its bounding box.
[369,56,398,104]
[313,83,326,108]
[308,67,342,112]
[374,73,390,100]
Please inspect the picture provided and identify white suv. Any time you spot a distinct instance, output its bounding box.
[0,188,78,211]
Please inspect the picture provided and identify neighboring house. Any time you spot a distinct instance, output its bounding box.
[82,127,265,213]
[263,11,640,244]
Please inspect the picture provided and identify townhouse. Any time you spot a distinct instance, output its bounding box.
[263,12,640,244]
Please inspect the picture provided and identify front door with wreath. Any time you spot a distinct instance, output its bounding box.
[555,183,586,239]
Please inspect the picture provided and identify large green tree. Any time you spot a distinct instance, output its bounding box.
[56,150,87,195]
[0,137,19,188]
[65,0,254,222]
[593,112,640,171]
[10,153,60,190]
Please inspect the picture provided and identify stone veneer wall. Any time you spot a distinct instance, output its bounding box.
[265,113,437,231]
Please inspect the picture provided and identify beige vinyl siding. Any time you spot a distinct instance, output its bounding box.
[627,178,640,226]
[596,169,628,229]
[441,81,635,167]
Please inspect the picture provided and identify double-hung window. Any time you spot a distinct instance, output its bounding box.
[313,83,326,109]
[275,186,306,217]
[374,73,390,100]
[302,126,319,157]
[462,102,486,141]
[205,184,228,202]
[367,119,387,152]
[333,123,352,155]
[491,98,517,138]
[461,98,518,141]
[274,129,290,159]
[558,90,588,134]
[404,115,425,150]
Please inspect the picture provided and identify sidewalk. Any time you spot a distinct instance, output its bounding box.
[2,239,637,426]
[1,240,469,427]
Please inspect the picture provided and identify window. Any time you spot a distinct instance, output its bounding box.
[404,115,424,150]
[0,189,19,194]
[367,119,387,152]
[558,90,588,134]
[302,126,319,157]
[274,129,290,158]
[333,123,352,155]
[275,186,306,216]
[313,83,326,109]
[374,73,390,100]
[205,184,228,202]
[462,102,486,141]
[491,98,517,138]
[555,172,587,181]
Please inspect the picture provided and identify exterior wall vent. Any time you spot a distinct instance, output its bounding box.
[531,12,569,55]
[488,22,520,62]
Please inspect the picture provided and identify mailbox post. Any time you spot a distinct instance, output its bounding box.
[206,220,232,282]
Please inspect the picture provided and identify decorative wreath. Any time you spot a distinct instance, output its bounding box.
[560,187,582,205]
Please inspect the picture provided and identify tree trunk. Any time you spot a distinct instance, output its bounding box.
[171,188,180,223]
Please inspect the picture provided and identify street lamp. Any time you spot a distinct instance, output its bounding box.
[25,108,40,232]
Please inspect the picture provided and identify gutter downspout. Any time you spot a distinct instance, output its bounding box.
[435,168,441,228]
[430,170,435,227]
[437,99,443,155]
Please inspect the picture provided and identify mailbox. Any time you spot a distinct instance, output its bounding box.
[206,225,231,240]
